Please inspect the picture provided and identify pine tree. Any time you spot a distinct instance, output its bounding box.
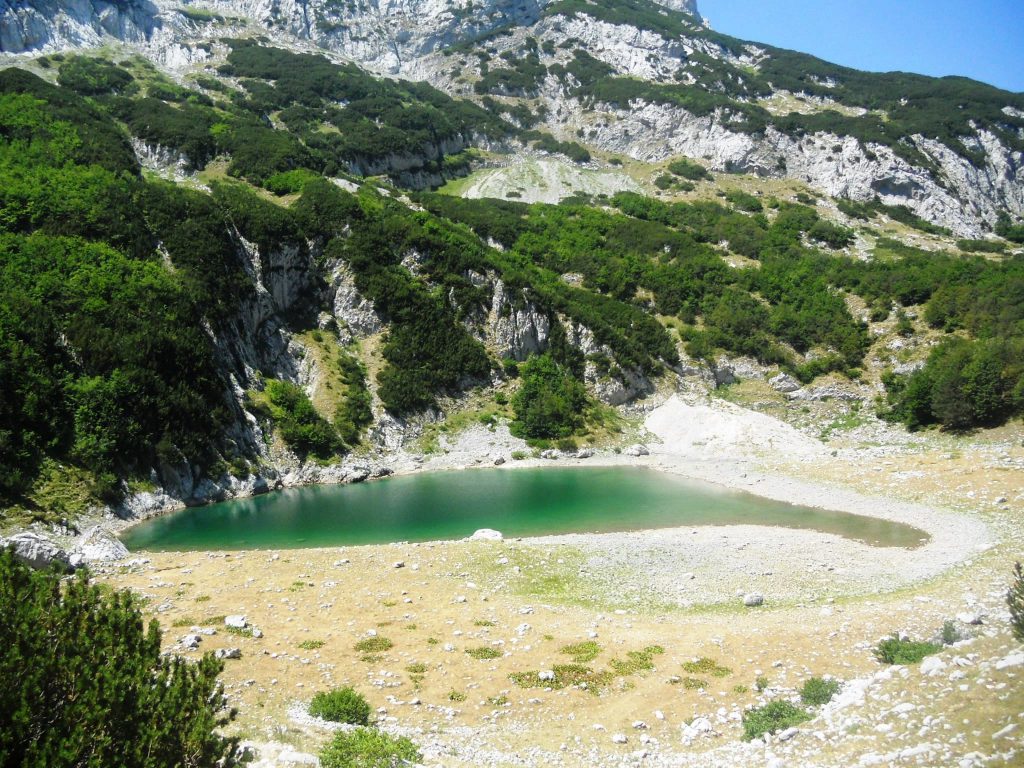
[0,549,238,767]
[1009,561,1024,643]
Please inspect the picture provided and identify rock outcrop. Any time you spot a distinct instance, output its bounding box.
[1,532,72,570]
[0,0,160,53]
[74,526,130,562]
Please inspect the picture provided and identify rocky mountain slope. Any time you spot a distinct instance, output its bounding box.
[1,0,1021,236]
[0,1,1021,526]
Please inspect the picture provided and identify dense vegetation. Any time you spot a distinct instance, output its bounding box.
[0,73,233,504]
[308,686,372,725]
[254,380,345,460]
[1,33,1021,513]
[0,549,238,767]
[218,41,510,181]
[319,728,421,768]
[53,43,512,188]
[511,354,589,439]
[424,190,868,382]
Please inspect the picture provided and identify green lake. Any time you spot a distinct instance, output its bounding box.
[120,466,928,551]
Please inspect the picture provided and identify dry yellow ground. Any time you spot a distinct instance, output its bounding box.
[96,432,1024,765]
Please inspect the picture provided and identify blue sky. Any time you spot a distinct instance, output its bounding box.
[697,0,1024,93]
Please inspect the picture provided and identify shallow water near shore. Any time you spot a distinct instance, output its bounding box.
[120,466,929,551]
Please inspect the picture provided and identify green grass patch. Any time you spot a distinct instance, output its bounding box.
[874,635,941,665]
[354,636,393,653]
[608,645,663,676]
[510,663,612,691]
[560,640,601,663]
[447,689,466,702]
[465,646,502,660]
[681,656,732,678]
[298,639,325,651]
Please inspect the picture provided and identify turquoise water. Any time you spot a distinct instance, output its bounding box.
[120,466,928,551]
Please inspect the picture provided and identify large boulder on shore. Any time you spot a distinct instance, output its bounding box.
[75,526,129,563]
[1,533,72,570]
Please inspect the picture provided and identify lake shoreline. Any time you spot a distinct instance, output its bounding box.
[107,394,995,606]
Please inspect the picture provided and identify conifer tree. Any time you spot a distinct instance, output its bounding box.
[1009,561,1024,643]
[0,549,238,767]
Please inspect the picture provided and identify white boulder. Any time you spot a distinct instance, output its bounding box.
[76,526,129,562]
[469,528,503,541]
[2,533,71,570]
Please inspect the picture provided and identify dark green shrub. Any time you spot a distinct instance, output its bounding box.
[1009,562,1024,642]
[741,700,810,741]
[510,354,588,439]
[0,549,238,767]
[308,687,371,725]
[667,158,710,180]
[57,55,135,96]
[725,189,762,213]
[799,677,841,707]
[957,238,1004,254]
[808,219,854,249]
[874,635,941,665]
[654,174,674,190]
[883,338,1023,431]
[318,727,421,768]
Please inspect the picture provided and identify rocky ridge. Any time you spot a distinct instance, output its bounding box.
[1,0,1020,234]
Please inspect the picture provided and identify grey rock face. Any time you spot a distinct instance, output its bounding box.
[769,372,802,393]
[488,279,550,361]
[0,0,160,52]
[1,532,72,570]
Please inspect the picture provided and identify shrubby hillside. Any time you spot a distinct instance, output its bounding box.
[0,2,1021,522]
